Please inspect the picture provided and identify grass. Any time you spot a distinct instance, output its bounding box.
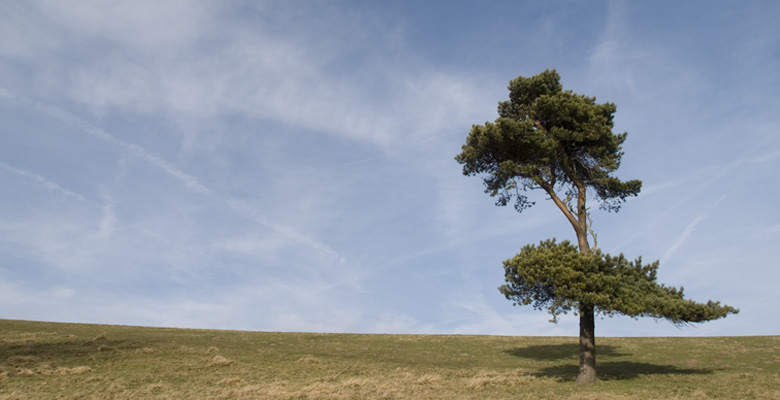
[0,319,777,399]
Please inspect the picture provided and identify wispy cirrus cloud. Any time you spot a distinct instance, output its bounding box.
[3,0,489,152]
[659,215,706,265]
[31,101,212,195]
[15,96,345,266]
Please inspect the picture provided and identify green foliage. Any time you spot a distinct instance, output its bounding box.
[455,69,641,213]
[499,239,738,324]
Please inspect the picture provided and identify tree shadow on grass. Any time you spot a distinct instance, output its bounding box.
[535,361,713,382]
[505,343,712,381]
[504,343,628,361]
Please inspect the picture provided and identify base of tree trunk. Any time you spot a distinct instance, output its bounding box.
[575,369,597,385]
[576,304,597,385]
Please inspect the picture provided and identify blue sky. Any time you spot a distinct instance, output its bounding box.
[1,1,778,337]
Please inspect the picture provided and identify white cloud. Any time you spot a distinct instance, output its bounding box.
[33,0,211,51]
[4,1,492,152]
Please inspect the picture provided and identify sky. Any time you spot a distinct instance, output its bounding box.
[1,0,778,337]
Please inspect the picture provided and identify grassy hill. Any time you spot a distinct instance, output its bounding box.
[0,319,777,399]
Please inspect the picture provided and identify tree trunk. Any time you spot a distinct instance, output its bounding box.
[575,303,597,384]
[573,184,596,384]
[548,183,597,384]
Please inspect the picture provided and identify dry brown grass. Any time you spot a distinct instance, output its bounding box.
[178,345,196,353]
[0,320,778,400]
[208,355,234,366]
[217,377,247,386]
[464,369,535,388]
[298,355,325,364]
[415,372,442,384]
[6,356,38,365]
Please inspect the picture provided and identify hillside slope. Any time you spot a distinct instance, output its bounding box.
[1,319,777,399]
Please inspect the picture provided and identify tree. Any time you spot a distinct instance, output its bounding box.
[455,69,737,384]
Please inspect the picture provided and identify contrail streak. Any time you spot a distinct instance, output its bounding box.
[0,160,92,204]
[26,97,345,264]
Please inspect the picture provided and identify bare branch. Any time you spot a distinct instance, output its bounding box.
[586,210,598,250]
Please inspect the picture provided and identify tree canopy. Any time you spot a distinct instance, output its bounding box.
[455,69,641,251]
[499,239,738,325]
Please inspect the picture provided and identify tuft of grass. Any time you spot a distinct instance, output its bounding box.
[415,373,442,384]
[209,355,234,366]
[55,366,94,375]
[465,369,535,388]
[217,377,247,386]
[178,345,196,353]
[297,355,324,364]
[0,319,777,399]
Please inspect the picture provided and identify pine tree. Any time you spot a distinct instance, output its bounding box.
[455,69,737,384]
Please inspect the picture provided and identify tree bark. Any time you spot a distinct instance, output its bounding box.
[575,303,597,384]
[575,183,590,253]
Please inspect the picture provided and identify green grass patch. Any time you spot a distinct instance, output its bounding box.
[1,319,777,399]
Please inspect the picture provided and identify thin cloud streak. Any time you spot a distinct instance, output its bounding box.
[0,160,92,204]
[660,215,706,265]
[659,195,728,265]
[610,134,776,253]
[23,96,347,267]
[32,101,212,195]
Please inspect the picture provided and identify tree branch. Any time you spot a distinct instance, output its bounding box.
[540,182,581,235]
[586,210,598,250]
[576,182,590,252]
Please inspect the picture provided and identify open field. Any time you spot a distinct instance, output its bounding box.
[0,319,777,399]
